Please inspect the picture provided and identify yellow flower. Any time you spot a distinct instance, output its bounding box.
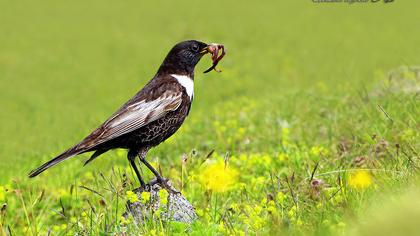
[252,216,265,230]
[196,209,204,217]
[348,170,372,189]
[158,189,168,205]
[310,146,329,157]
[217,221,227,234]
[267,200,277,214]
[120,216,133,225]
[237,127,246,137]
[261,153,272,165]
[199,160,238,193]
[81,211,88,218]
[126,190,138,203]
[230,203,240,212]
[278,153,288,162]
[276,192,286,205]
[288,205,298,217]
[254,205,262,215]
[140,191,151,203]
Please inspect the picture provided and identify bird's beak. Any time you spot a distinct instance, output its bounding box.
[200,46,210,54]
[200,44,217,54]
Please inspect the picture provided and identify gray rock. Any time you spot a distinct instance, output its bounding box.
[124,178,197,224]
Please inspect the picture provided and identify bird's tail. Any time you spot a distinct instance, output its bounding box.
[28,147,84,178]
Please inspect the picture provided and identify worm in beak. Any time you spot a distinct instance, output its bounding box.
[202,44,226,73]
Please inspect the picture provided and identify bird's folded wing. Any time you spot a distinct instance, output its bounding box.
[88,90,183,146]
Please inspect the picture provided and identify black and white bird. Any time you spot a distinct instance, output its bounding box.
[28,40,225,191]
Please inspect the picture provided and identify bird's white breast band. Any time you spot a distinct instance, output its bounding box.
[171,74,194,100]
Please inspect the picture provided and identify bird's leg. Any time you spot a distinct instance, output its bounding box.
[128,149,146,190]
[138,148,179,194]
[141,158,179,194]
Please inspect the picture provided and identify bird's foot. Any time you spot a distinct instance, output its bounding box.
[156,177,180,195]
[133,178,180,195]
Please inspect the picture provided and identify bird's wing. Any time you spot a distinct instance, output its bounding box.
[28,82,183,178]
[78,89,183,149]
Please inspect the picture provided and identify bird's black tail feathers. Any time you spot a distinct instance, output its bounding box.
[83,149,108,166]
[28,147,84,178]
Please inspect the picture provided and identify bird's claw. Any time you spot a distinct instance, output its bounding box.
[156,177,180,195]
[133,178,180,195]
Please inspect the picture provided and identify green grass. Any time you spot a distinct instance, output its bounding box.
[0,0,419,235]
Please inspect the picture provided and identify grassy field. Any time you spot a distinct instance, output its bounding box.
[0,0,419,235]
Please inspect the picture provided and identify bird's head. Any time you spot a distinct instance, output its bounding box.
[157,40,225,76]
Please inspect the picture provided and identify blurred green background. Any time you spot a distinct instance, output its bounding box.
[1,0,418,181]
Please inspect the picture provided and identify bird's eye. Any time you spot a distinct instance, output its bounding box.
[191,44,199,52]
